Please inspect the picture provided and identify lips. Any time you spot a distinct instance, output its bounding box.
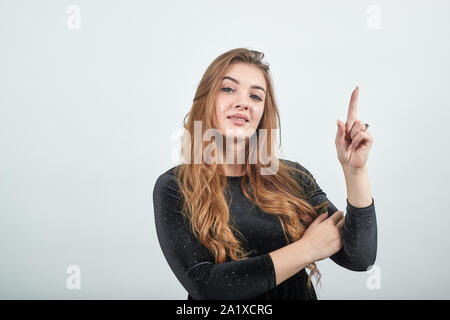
[227,113,249,122]
[228,117,248,126]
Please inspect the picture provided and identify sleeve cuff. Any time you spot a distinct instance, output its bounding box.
[261,253,277,291]
[346,197,375,217]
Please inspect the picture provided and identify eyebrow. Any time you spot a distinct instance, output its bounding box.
[222,76,266,94]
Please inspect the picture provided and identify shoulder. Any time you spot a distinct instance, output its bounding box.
[279,158,318,193]
[156,164,179,180]
[153,164,182,200]
[279,158,315,178]
[280,158,300,170]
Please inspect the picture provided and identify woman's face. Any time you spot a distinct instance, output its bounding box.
[214,62,266,139]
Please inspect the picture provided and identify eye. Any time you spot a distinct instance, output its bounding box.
[251,95,263,102]
[222,87,263,102]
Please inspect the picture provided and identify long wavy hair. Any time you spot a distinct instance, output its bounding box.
[175,48,329,291]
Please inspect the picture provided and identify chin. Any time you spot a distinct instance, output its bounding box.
[223,127,256,139]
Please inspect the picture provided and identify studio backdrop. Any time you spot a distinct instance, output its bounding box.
[0,0,449,299]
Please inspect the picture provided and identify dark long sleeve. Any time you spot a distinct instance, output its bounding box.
[294,162,377,271]
[153,172,277,300]
[153,160,378,300]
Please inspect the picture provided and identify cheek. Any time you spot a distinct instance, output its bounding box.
[214,99,228,128]
[214,95,229,114]
[252,107,264,123]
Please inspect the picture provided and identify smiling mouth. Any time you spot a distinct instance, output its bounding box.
[227,116,249,123]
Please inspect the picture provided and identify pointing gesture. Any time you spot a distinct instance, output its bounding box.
[346,87,359,138]
[335,86,374,170]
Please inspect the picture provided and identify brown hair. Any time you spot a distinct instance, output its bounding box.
[175,48,329,291]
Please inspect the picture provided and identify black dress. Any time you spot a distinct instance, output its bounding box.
[152,159,377,300]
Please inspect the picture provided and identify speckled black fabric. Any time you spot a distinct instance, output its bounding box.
[152,159,377,300]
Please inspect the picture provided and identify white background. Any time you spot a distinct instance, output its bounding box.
[1,0,449,299]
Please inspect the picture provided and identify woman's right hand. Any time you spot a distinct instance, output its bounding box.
[301,210,345,263]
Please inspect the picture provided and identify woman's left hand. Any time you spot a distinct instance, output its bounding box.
[335,87,374,170]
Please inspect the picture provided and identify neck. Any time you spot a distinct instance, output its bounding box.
[221,138,246,176]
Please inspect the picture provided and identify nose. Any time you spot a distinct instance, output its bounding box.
[235,104,249,110]
[235,90,252,110]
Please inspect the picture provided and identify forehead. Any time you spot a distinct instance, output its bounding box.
[222,63,266,89]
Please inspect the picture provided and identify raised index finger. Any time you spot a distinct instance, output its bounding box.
[346,86,359,123]
[345,86,359,136]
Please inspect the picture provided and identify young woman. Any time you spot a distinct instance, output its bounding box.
[153,48,377,300]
